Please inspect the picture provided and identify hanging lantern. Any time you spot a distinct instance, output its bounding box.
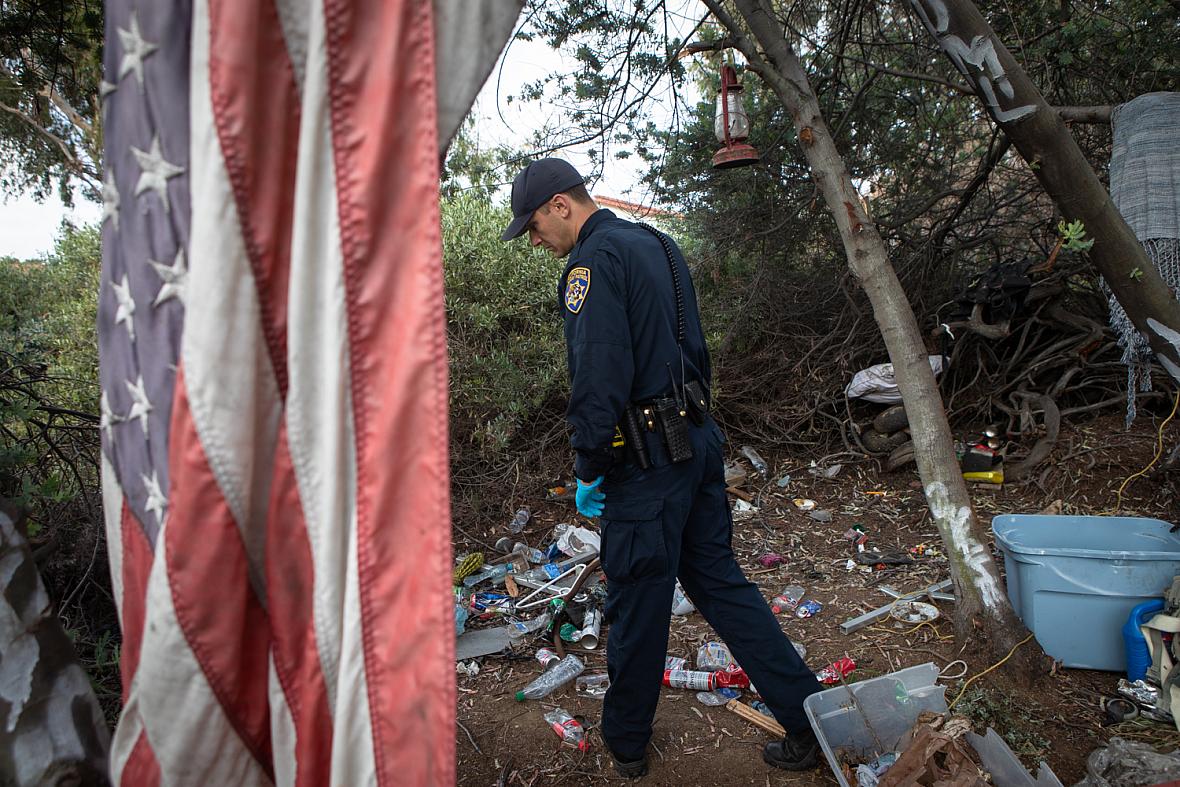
[711,63,759,169]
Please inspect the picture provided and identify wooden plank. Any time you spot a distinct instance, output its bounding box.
[725,699,785,737]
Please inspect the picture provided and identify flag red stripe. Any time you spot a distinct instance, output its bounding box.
[266,426,334,787]
[206,0,301,397]
[166,368,274,778]
[118,501,153,701]
[323,1,455,782]
[120,730,161,787]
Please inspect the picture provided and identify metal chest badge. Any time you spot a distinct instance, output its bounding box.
[565,266,590,314]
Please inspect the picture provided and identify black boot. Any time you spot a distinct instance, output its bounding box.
[762,727,819,771]
[609,750,649,779]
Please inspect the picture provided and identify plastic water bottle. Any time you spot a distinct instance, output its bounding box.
[461,563,513,587]
[741,445,769,477]
[543,708,589,750]
[510,507,531,534]
[516,654,585,700]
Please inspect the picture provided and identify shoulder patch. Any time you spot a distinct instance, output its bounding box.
[565,266,590,314]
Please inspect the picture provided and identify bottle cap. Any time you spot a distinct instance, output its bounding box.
[514,690,526,702]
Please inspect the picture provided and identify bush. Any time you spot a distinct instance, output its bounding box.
[441,194,570,522]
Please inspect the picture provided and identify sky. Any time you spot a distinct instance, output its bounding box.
[0,188,102,260]
[0,3,707,259]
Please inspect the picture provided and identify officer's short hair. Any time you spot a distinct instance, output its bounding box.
[561,183,594,206]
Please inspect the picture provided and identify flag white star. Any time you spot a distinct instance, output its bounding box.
[149,248,188,307]
[100,390,122,440]
[99,80,117,100]
[130,135,185,213]
[142,470,167,527]
[102,171,120,230]
[125,375,153,436]
[111,274,136,342]
[117,12,158,89]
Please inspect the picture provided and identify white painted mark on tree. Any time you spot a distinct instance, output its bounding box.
[924,481,1004,609]
[908,0,1037,123]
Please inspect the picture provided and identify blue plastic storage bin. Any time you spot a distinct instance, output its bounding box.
[992,514,1180,671]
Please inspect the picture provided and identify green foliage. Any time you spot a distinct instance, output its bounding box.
[441,194,567,476]
[1058,219,1095,253]
[953,686,1050,760]
[0,0,104,201]
[0,221,100,528]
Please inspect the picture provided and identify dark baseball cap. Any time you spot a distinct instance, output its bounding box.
[500,158,586,241]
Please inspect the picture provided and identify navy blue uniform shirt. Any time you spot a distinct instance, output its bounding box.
[559,209,711,479]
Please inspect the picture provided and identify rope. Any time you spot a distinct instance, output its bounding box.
[1114,388,1180,514]
[947,633,1035,710]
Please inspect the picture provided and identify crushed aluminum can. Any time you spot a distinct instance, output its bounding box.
[758,553,787,568]
[815,657,856,684]
[793,498,817,511]
[796,599,823,618]
[665,656,688,671]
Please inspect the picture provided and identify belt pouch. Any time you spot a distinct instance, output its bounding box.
[654,398,693,463]
[682,380,709,426]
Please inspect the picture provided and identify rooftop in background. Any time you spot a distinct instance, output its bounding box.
[593,195,684,222]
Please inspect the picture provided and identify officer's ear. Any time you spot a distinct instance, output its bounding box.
[550,193,572,219]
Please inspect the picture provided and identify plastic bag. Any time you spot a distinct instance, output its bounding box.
[1076,736,1180,786]
[697,641,737,672]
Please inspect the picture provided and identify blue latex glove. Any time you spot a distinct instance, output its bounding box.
[575,476,606,518]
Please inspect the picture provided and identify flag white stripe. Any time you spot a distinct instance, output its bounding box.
[108,683,143,784]
[183,0,283,607]
[126,526,273,785]
[273,0,309,91]
[100,452,126,628]
[284,1,375,779]
[268,653,298,787]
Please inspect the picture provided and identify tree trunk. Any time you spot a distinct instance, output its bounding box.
[704,0,1037,668]
[0,503,110,785]
[907,0,1180,369]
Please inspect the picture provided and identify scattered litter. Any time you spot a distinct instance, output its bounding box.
[543,708,589,751]
[810,463,843,479]
[793,498,817,511]
[733,499,757,514]
[555,522,600,555]
[455,626,512,660]
[725,698,785,737]
[1076,736,1180,785]
[796,599,824,618]
[664,668,749,691]
[815,656,856,684]
[890,600,940,624]
[516,654,585,700]
[509,506,531,534]
[809,509,833,523]
[757,553,787,569]
[576,673,610,697]
[456,660,480,678]
[696,687,741,706]
[776,474,791,488]
[724,462,747,487]
[454,598,468,636]
[844,558,857,571]
[1117,679,1172,722]
[665,656,688,671]
[506,612,551,640]
[741,445,769,477]
[792,640,808,660]
[751,700,774,718]
[453,552,484,585]
[771,586,805,615]
[697,641,737,672]
[547,483,576,501]
[672,581,696,615]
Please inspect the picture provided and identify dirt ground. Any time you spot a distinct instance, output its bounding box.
[454,414,1179,786]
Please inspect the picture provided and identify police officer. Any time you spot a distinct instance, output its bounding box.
[501,158,822,778]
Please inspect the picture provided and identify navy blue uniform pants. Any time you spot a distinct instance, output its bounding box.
[598,417,822,761]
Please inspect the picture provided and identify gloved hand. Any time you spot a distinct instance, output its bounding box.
[575,476,606,518]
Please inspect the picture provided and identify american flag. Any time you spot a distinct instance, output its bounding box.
[97,1,515,782]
